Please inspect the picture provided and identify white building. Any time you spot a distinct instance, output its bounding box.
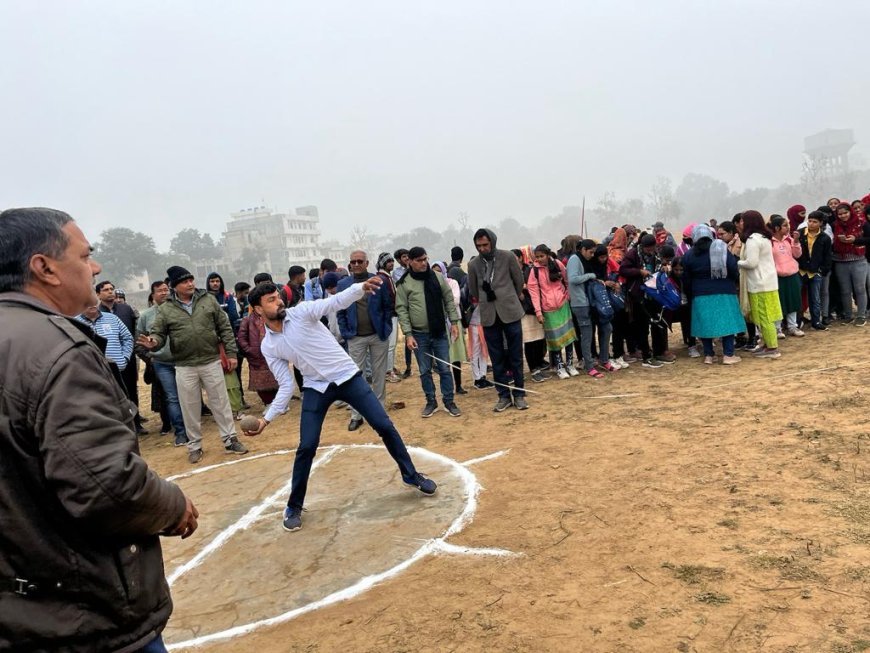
[223,205,323,279]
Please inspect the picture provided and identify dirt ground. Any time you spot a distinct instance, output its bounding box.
[140,325,870,653]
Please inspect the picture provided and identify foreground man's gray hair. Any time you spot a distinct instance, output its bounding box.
[0,207,74,292]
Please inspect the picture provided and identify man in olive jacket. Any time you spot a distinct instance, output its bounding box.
[466,228,529,412]
[395,246,461,418]
[0,207,199,653]
[139,266,248,464]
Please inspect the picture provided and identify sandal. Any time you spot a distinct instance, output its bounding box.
[587,368,605,379]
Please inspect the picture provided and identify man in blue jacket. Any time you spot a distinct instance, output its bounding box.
[337,250,394,431]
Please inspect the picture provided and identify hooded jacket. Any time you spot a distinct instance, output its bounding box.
[466,229,525,326]
[206,272,241,332]
[0,293,185,652]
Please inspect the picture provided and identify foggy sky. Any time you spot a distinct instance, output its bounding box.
[2,0,868,249]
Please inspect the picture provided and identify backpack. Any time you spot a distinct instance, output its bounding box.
[586,281,614,323]
[607,286,626,312]
[641,272,681,311]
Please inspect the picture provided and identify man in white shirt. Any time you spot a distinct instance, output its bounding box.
[243,279,437,532]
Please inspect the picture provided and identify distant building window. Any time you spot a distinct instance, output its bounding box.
[138,282,144,290]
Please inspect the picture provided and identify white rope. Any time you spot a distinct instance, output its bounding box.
[422,352,541,395]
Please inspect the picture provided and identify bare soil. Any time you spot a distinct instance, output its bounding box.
[140,325,870,653]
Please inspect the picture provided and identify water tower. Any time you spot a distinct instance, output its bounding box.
[804,128,856,178]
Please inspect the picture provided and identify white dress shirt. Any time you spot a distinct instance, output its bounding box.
[262,283,367,422]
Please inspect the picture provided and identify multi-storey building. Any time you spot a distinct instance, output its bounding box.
[223,205,322,278]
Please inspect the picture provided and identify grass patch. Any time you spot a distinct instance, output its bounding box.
[717,518,739,530]
[695,591,731,605]
[628,617,646,630]
[661,563,725,585]
[748,553,825,582]
[833,500,870,527]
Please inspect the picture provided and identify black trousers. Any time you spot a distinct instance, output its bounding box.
[121,357,142,428]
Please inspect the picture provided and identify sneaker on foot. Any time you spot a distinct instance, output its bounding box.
[348,417,364,431]
[494,396,513,412]
[224,437,249,455]
[642,357,663,369]
[787,327,805,337]
[856,317,867,327]
[656,351,676,364]
[776,330,786,339]
[704,355,714,365]
[753,347,781,359]
[188,449,203,464]
[556,367,570,380]
[513,395,529,410]
[621,354,638,363]
[687,346,701,358]
[722,355,742,365]
[402,368,412,378]
[473,378,494,389]
[405,472,437,495]
[812,323,829,331]
[175,434,190,447]
[444,402,461,417]
[566,364,580,377]
[421,401,438,418]
[282,507,303,532]
[531,369,548,383]
[455,385,468,395]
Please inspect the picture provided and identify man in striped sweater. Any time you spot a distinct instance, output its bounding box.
[76,304,134,374]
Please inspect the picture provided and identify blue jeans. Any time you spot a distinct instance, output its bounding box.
[152,361,187,438]
[411,330,454,403]
[136,635,167,653]
[802,273,824,327]
[701,335,735,357]
[483,317,525,399]
[287,373,417,511]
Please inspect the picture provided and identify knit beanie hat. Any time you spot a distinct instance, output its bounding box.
[166,265,194,288]
[377,252,394,270]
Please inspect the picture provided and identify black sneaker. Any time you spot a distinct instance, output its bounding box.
[531,370,548,383]
[188,449,203,464]
[283,507,303,532]
[856,317,867,327]
[642,357,663,369]
[421,401,438,418]
[444,402,461,417]
[175,434,190,447]
[402,368,412,379]
[513,395,529,410]
[812,323,829,331]
[348,417,364,431]
[473,378,493,390]
[224,437,249,455]
[494,396,513,412]
[455,386,468,395]
[404,473,437,495]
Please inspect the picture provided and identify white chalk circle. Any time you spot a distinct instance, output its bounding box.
[161,445,511,650]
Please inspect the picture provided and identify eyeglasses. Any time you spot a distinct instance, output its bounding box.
[349,259,365,265]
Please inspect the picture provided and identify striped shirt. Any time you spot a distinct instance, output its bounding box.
[76,311,133,370]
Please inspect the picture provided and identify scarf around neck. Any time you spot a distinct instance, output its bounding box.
[410,267,446,337]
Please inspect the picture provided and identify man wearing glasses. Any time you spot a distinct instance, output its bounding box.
[336,251,394,431]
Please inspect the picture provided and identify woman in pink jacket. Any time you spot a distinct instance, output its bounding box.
[769,215,804,338]
[526,244,578,379]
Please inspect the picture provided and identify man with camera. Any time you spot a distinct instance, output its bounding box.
[466,228,528,412]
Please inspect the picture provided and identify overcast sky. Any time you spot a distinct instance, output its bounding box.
[2,1,868,249]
